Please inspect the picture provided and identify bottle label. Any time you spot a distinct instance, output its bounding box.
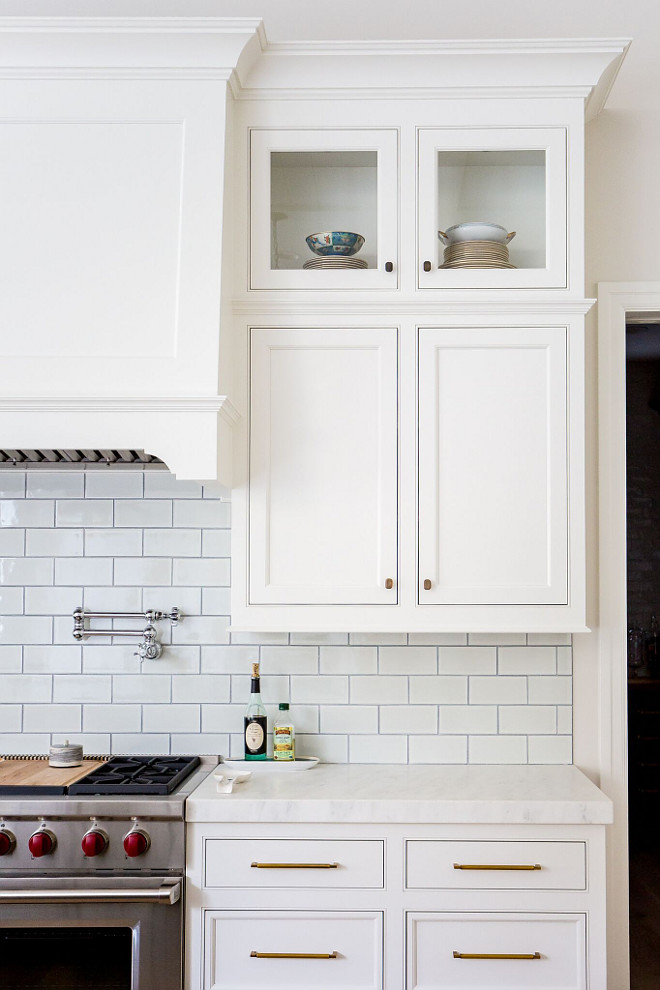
[245,722,265,751]
[273,725,295,760]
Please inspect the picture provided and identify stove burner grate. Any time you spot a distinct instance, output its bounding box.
[68,756,201,795]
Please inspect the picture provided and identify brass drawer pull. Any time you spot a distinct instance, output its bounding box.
[251,951,338,959]
[385,578,394,590]
[423,579,432,590]
[453,863,542,871]
[453,951,541,960]
[250,861,339,869]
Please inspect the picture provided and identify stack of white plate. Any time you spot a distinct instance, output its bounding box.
[439,240,516,269]
[303,257,368,270]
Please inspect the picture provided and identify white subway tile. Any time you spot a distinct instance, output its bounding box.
[0,588,23,614]
[409,676,467,705]
[56,500,113,527]
[202,588,231,616]
[408,735,468,764]
[469,735,527,764]
[469,676,527,705]
[265,704,318,734]
[201,705,242,734]
[291,676,348,704]
[85,473,143,499]
[379,705,438,734]
[85,529,143,556]
[0,473,26,497]
[23,704,81,733]
[0,646,23,672]
[349,633,407,645]
[113,558,171,586]
[83,587,143,612]
[172,674,230,703]
[320,706,378,735]
[144,474,202,499]
[527,633,572,646]
[173,558,228,587]
[1,499,54,527]
[290,633,349,645]
[83,648,141,674]
[320,646,376,675]
[498,647,557,675]
[26,529,83,556]
[202,483,230,501]
[53,615,85,645]
[171,616,229,645]
[171,733,229,755]
[143,586,201,616]
[83,705,141,733]
[53,675,112,703]
[0,557,53,585]
[408,633,468,646]
[349,734,407,763]
[24,646,81,674]
[469,633,526,645]
[114,500,172,528]
[439,706,498,734]
[25,587,81,616]
[111,734,170,754]
[174,500,229,528]
[438,647,497,675]
[296,733,347,763]
[140,646,200,676]
[228,733,246,758]
[0,530,25,555]
[230,632,289,645]
[528,735,572,764]
[113,675,172,703]
[557,647,573,675]
[143,529,201,557]
[56,557,113,586]
[379,647,436,675]
[201,530,231,557]
[27,473,84,499]
[0,706,22,731]
[201,645,260,673]
[557,706,573,734]
[350,675,407,705]
[259,646,318,675]
[229,673,288,704]
[528,676,572,705]
[0,733,49,753]
[61,734,111,753]
[499,705,557,734]
[143,704,200,733]
[0,616,52,645]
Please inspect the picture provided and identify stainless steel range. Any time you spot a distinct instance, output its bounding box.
[0,755,213,990]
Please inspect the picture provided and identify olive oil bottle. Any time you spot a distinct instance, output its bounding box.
[244,661,267,760]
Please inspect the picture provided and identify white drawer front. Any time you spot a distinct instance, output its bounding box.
[204,838,384,889]
[206,910,382,990]
[407,912,586,989]
[406,840,586,890]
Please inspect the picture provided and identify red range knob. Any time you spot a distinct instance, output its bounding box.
[28,830,56,857]
[0,830,16,855]
[81,829,109,857]
[123,829,150,858]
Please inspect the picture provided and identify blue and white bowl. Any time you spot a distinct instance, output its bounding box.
[305,231,365,257]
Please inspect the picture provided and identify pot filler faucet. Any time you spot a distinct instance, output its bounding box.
[72,607,181,661]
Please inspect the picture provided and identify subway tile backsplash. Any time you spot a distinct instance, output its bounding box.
[0,468,572,764]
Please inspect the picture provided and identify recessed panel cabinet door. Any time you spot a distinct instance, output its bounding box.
[418,327,568,606]
[249,328,398,605]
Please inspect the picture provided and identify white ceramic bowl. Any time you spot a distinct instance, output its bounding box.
[438,223,515,245]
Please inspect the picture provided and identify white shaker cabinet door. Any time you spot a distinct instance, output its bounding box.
[248,327,398,605]
[417,327,569,606]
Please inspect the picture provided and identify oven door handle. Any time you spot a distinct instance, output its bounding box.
[0,880,181,905]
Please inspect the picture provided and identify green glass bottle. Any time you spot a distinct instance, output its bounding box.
[244,661,267,760]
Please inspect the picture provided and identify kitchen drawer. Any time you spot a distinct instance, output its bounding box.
[204,838,384,889]
[407,912,586,989]
[205,910,382,990]
[405,839,586,890]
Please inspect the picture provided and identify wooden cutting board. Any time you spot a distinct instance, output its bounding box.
[0,759,105,795]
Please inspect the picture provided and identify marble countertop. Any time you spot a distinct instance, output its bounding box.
[185,763,613,825]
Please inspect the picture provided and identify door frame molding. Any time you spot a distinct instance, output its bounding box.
[597,281,660,990]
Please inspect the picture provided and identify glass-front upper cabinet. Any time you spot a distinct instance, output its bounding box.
[249,128,398,290]
[417,128,568,290]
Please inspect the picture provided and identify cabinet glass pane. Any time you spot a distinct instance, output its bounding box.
[436,150,546,269]
[270,151,377,270]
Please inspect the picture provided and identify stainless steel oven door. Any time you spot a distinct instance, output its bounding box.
[0,875,183,990]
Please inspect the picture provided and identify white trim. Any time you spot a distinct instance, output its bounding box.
[596,282,660,990]
[233,299,596,317]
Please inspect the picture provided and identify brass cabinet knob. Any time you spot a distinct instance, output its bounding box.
[385,261,394,273]
[423,579,432,591]
[423,260,432,272]
[385,578,394,590]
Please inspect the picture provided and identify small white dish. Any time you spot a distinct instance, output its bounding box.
[220,757,319,773]
[213,769,252,794]
[438,223,515,245]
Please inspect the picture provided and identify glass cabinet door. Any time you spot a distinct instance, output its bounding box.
[417,128,567,289]
[250,129,398,290]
